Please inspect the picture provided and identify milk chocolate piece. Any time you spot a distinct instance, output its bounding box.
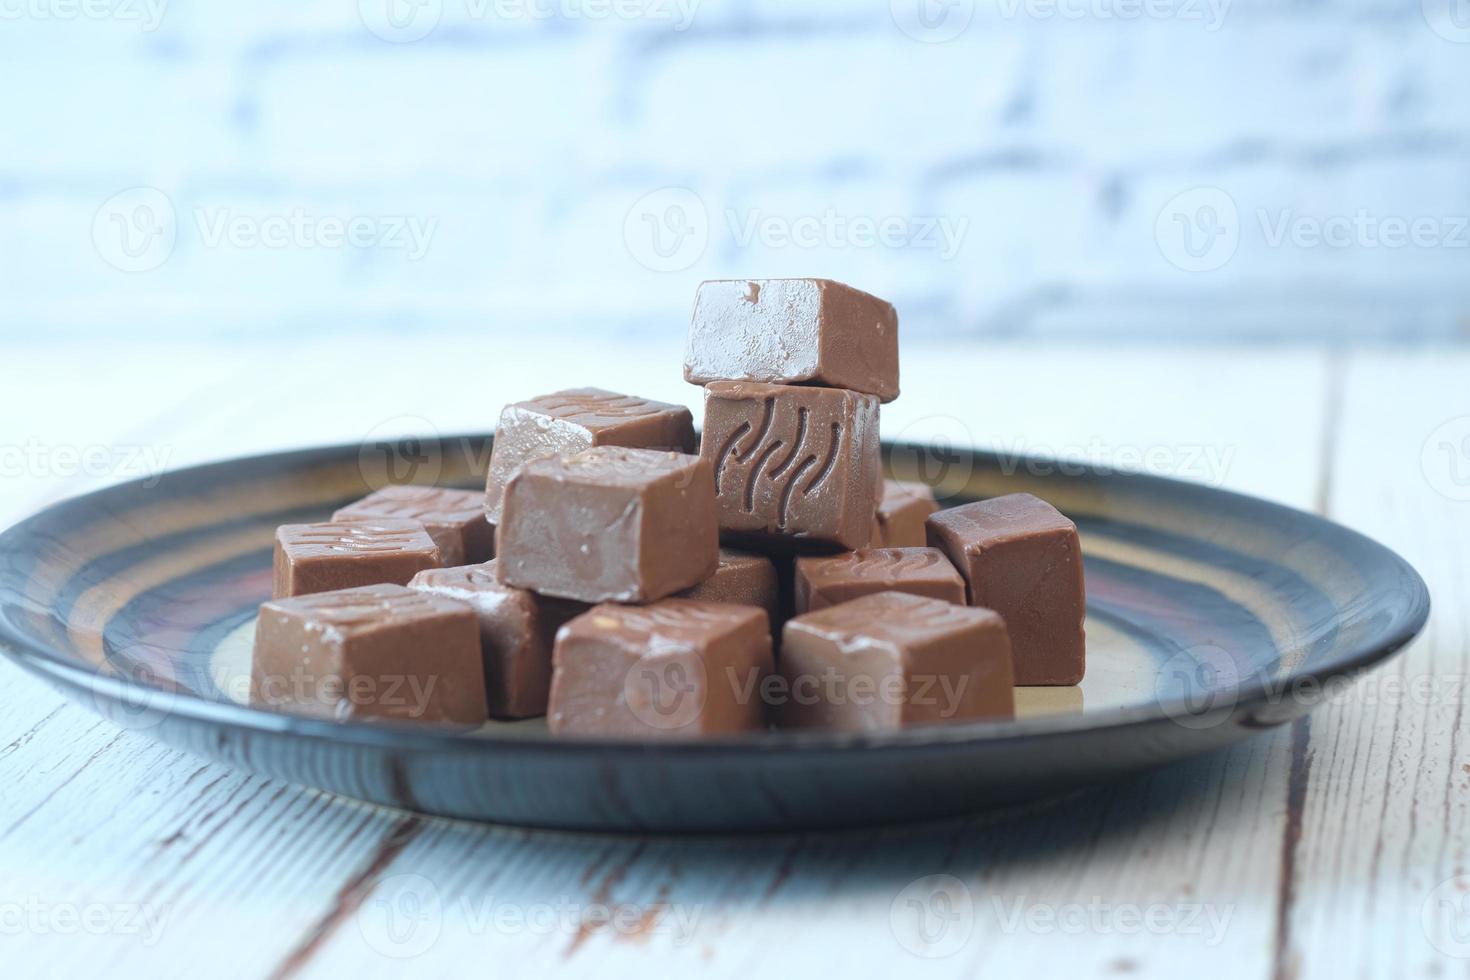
[779,592,1014,732]
[334,485,493,567]
[272,520,442,599]
[684,279,900,402]
[871,480,940,548]
[548,599,772,737]
[484,388,696,523]
[409,560,584,718]
[701,380,880,551]
[251,584,488,724]
[794,547,965,614]
[926,493,1086,686]
[497,447,718,603]
[679,548,780,633]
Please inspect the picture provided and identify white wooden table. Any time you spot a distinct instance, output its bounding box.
[1,341,1465,979]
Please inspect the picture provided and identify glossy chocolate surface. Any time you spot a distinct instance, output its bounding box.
[272,519,442,599]
[548,599,773,738]
[779,591,1014,732]
[794,546,965,613]
[497,447,719,603]
[927,493,1087,686]
[334,485,494,567]
[484,388,696,523]
[252,583,488,725]
[409,560,584,719]
[683,279,900,402]
[701,380,880,551]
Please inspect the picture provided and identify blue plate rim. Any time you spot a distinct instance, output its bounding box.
[0,435,1432,758]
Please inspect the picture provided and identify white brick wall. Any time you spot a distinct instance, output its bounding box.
[1,0,1467,342]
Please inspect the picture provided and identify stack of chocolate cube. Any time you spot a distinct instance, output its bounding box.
[250,277,1085,736]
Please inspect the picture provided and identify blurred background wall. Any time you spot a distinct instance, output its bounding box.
[4,0,1469,345]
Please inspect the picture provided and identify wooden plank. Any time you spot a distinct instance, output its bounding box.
[0,343,1335,978]
[1284,351,1470,979]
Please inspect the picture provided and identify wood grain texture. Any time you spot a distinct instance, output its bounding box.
[1,342,1457,978]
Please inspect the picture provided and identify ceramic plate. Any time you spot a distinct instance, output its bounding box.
[0,435,1430,833]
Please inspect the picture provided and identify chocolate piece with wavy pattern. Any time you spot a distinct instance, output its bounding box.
[794,546,965,614]
[548,599,773,738]
[410,560,585,719]
[926,493,1086,686]
[497,447,719,604]
[272,519,442,599]
[484,387,696,523]
[335,485,494,566]
[684,279,900,402]
[870,479,940,548]
[251,583,488,725]
[701,380,880,551]
[778,591,1014,732]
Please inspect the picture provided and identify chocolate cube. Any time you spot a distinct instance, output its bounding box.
[334,485,493,567]
[409,560,585,719]
[497,447,718,603]
[273,520,442,599]
[548,599,772,737]
[684,279,900,402]
[251,584,488,724]
[779,591,1014,732]
[679,548,780,633]
[701,380,880,551]
[484,388,696,523]
[871,479,940,548]
[926,493,1086,686]
[794,547,965,614]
